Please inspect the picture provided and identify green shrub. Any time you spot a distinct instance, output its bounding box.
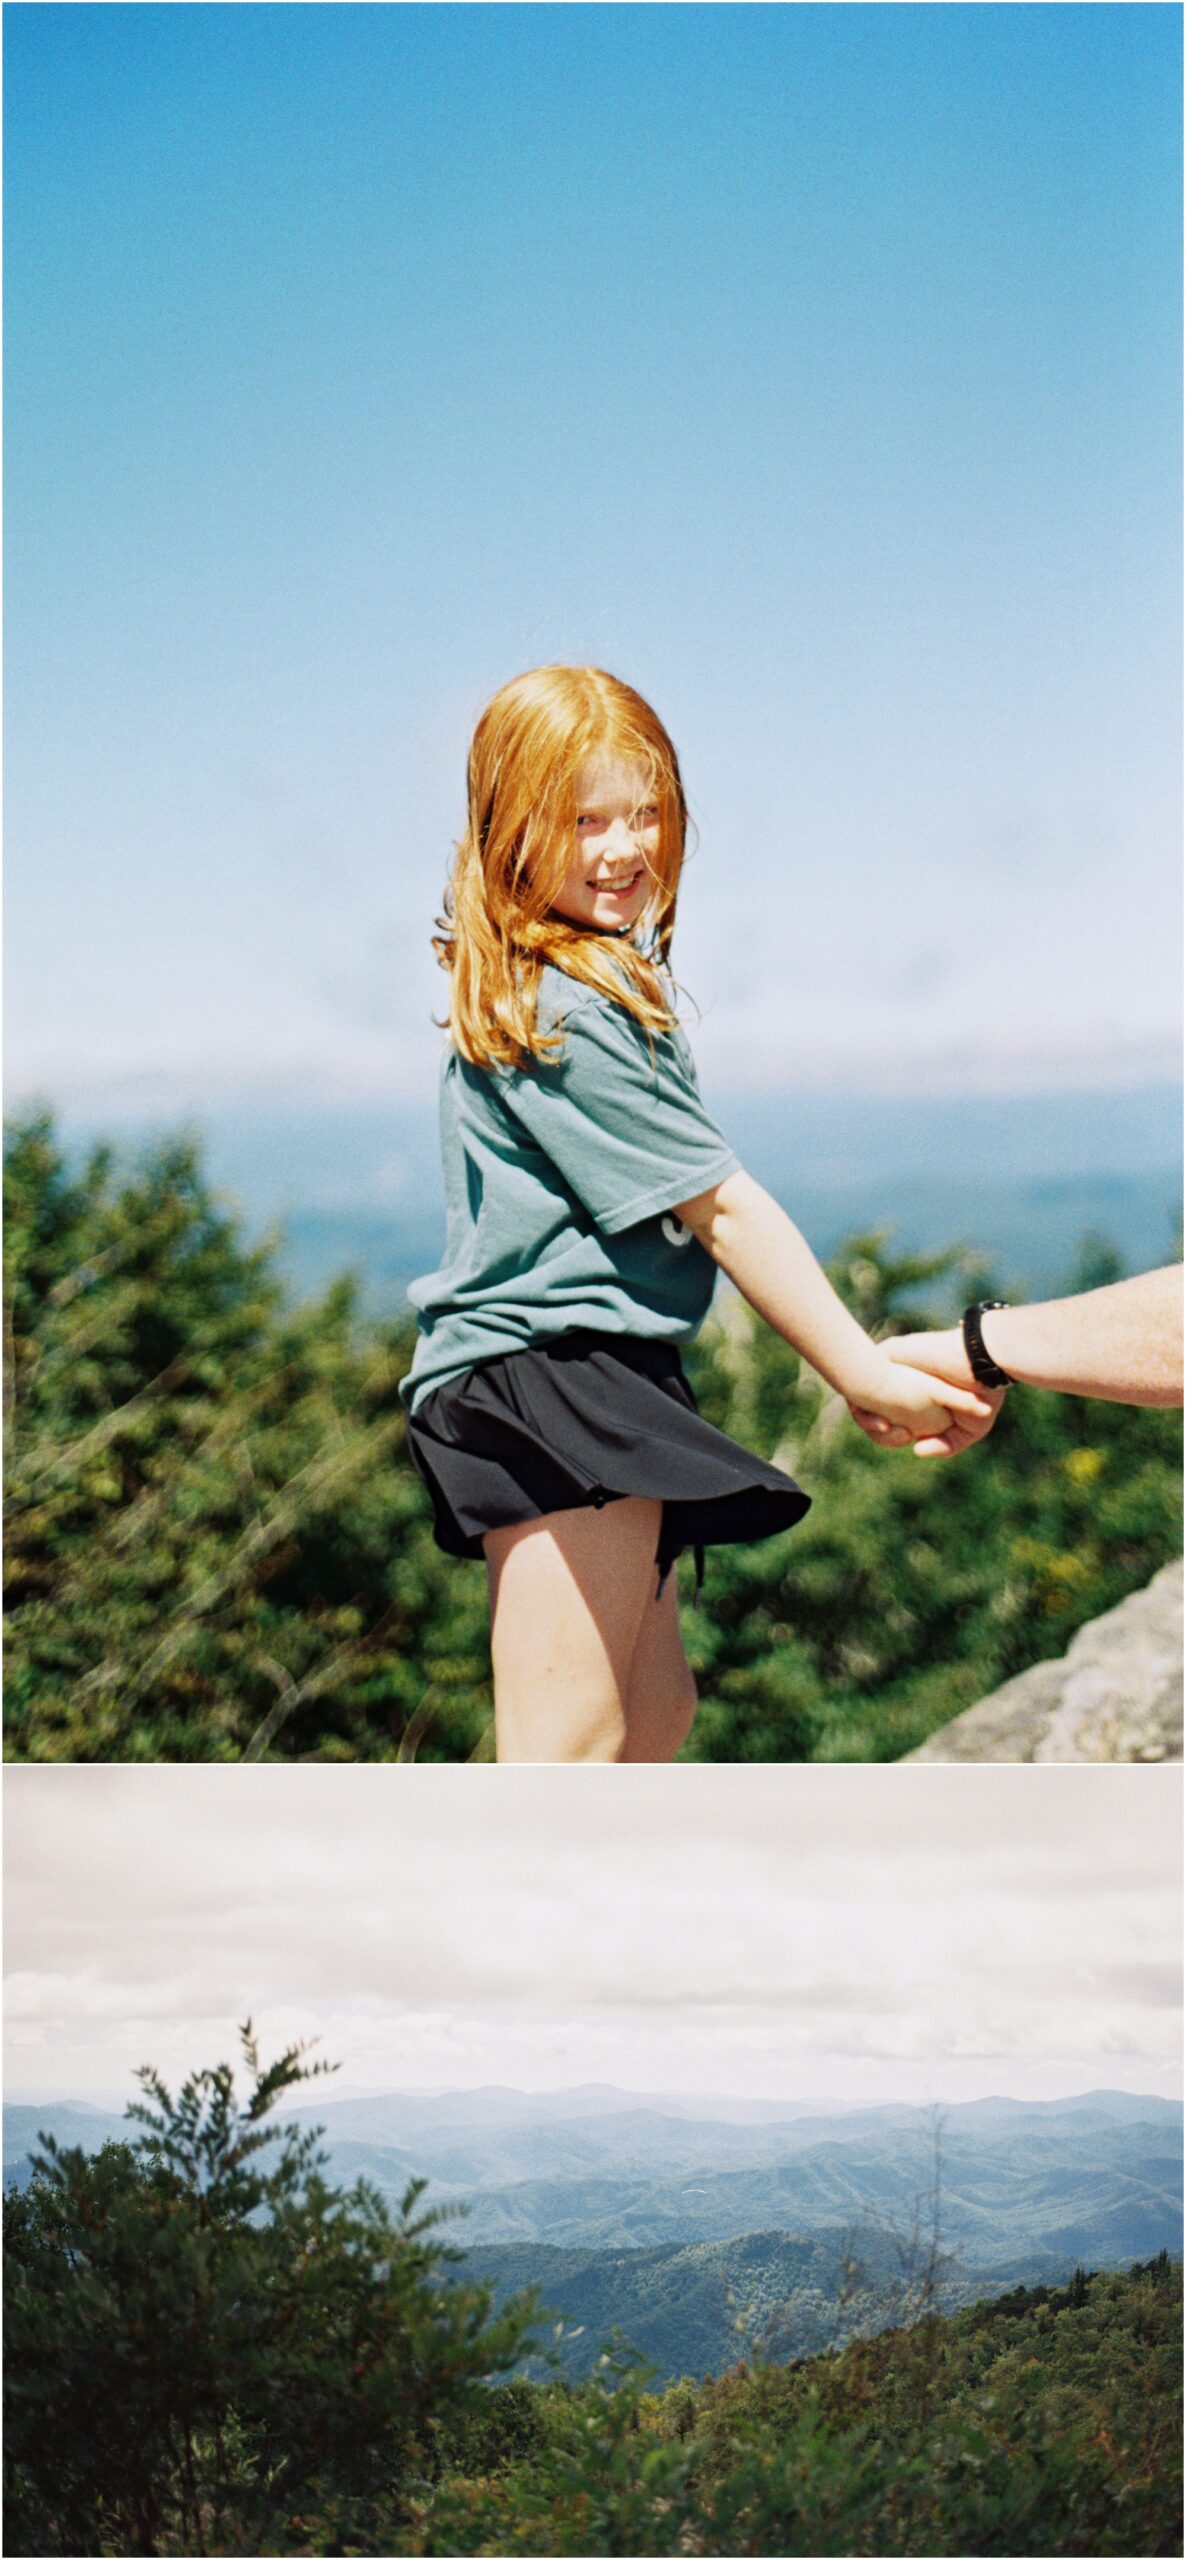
[4,2029,536,2557]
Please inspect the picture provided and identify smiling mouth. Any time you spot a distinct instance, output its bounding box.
[592,870,645,896]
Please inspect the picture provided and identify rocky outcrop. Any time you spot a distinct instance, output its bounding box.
[905,1559,1183,1763]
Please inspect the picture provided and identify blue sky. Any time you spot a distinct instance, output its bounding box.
[6,3,1181,1114]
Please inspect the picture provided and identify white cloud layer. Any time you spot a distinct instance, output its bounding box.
[5,1766,1180,2109]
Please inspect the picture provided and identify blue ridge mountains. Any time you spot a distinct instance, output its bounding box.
[9,2086,1178,2385]
[8,2085,1179,2265]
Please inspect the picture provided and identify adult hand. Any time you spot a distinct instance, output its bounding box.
[848,1327,1006,1457]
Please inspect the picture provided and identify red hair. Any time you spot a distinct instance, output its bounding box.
[433,665,689,1070]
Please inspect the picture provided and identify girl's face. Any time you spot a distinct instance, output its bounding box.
[549,752,661,934]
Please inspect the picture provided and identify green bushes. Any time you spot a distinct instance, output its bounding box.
[420,2263,1183,2557]
[3,2031,534,2557]
[4,1111,489,1762]
[6,1111,1181,1761]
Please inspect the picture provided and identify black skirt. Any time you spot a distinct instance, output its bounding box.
[403,1329,811,1597]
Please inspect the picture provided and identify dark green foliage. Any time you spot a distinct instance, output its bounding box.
[6,1112,1181,1761]
[4,1110,493,1761]
[3,2029,536,2557]
[419,2260,1183,2557]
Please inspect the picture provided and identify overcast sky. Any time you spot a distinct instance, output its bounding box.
[6,6,1180,1112]
[5,1766,1180,2111]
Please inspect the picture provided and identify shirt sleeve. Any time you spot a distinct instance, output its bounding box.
[497,990,741,1234]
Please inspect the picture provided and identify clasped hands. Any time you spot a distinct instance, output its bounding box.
[848,1329,1006,1460]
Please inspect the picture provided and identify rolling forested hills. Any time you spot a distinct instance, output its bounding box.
[10,2087,1179,2274]
[449,2223,1113,2384]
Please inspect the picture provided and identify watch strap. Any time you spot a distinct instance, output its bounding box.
[961,1301,1014,1390]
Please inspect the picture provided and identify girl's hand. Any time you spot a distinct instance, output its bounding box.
[847,1358,1000,1457]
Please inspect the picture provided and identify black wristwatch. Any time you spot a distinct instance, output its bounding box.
[961,1301,1015,1390]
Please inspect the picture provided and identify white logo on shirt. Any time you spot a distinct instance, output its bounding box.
[662,1213,694,1249]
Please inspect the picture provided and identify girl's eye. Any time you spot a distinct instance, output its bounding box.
[575,807,657,831]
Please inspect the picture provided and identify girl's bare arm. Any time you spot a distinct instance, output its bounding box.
[673,1170,993,1441]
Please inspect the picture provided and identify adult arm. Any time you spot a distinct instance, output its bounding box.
[882,1267,1184,1412]
[673,1170,995,1444]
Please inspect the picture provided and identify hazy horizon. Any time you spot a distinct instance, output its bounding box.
[14,1070,1179,1316]
[9,2075,1179,2118]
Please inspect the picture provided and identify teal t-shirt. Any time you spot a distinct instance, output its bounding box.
[401,962,741,1413]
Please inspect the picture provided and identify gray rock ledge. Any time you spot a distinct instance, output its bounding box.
[904,1558,1183,1764]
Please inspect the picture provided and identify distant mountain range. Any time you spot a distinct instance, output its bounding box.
[9,2084,1179,2258]
[9,2083,1178,2390]
[47,1081,1183,1310]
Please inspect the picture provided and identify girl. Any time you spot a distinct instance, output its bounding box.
[401,666,991,1764]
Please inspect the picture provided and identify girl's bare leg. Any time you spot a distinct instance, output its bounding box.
[484,1497,666,1763]
[619,1567,698,1763]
